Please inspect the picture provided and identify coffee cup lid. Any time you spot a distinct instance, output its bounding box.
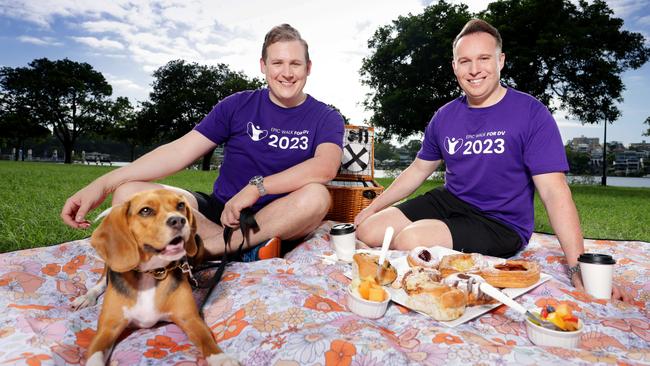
[578,253,616,265]
[330,223,355,235]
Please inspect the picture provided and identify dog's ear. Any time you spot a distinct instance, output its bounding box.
[184,204,198,257]
[91,202,140,272]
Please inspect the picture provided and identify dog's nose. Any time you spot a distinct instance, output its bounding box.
[166,216,186,230]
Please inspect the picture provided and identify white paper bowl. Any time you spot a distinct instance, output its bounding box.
[525,308,583,348]
[346,285,390,319]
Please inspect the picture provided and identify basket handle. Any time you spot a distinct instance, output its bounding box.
[362,190,377,199]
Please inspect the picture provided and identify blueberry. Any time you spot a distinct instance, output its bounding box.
[546,305,555,313]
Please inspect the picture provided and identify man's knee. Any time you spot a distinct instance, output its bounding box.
[392,228,419,251]
[293,183,331,216]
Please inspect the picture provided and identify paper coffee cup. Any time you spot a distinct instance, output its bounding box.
[578,253,616,299]
[330,223,356,262]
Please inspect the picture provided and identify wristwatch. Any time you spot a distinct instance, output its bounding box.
[568,264,580,277]
[249,175,266,196]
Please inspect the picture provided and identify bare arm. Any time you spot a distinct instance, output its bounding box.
[220,142,342,226]
[355,158,441,225]
[533,173,584,268]
[61,131,216,227]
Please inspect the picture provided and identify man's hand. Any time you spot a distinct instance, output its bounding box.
[571,272,633,304]
[61,183,109,229]
[221,185,259,228]
[353,206,376,226]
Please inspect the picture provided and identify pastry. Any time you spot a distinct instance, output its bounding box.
[402,267,442,294]
[438,253,487,277]
[442,273,496,306]
[405,281,466,321]
[479,259,540,288]
[407,246,439,269]
[352,253,397,286]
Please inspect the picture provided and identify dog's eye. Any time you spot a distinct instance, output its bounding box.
[139,207,154,216]
[177,202,185,211]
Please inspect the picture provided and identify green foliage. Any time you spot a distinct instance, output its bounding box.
[644,116,650,136]
[140,60,264,169]
[361,1,471,139]
[1,162,648,252]
[145,60,264,142]
[361,0,650,138]
[564,146,592,175]
[374,141,399,161]
[0,58,113,163]
[483,0,649,125]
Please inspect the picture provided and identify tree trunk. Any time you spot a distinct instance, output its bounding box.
[64,143,73,164]
[201,148,215,171]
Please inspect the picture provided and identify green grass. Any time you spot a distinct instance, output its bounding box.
[1,161,648,253]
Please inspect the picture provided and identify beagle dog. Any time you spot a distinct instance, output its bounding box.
[72,189,238,366]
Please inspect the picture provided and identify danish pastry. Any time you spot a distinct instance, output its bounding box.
[407,246,439,269]
[352,253,397,286]
[402,267,442,294]
[438,253,487,277]
[479,259,540,288]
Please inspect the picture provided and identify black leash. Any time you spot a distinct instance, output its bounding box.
[194,208,259,309]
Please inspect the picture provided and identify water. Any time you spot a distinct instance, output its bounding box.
[111,164,650,188]
[376,169,650,188]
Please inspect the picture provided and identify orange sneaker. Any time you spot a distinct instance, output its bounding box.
[242,237,281,262]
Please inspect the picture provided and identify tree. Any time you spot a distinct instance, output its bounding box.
[0,104,50,160]
[104,97,160,162]
[483,0,649,125]
[143,60,263,170]
[374,141,399,162]
[361,0,649,139]
[0,58,112,163]
[361,1,471,140]
[644,116,650,136]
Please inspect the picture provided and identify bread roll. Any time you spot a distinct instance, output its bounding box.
[479,260,540,288]
[406,283,467,321]
[402,267,441,294]
[442,273,496,306]
[402,267,465,321]
[352,253,397,285]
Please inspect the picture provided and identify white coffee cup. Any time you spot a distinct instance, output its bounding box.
[578,253,616,299]
[330,223,356,262]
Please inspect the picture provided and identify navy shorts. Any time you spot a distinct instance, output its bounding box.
[395,187,522,258]
[190,191,225,226]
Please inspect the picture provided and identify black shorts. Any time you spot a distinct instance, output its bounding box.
[395,187,522,258]
[191,191,225,226]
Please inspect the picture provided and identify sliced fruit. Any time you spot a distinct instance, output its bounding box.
[368,287,385,302]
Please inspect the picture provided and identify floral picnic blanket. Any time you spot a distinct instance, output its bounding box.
[0,222,648,365]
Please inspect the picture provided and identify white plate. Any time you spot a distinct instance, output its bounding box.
[343,247,551,327]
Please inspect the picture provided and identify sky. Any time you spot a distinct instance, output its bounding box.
[1,0,649,146]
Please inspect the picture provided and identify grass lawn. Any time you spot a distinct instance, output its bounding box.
[1,161,648,252]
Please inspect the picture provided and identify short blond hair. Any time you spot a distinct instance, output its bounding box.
[261,24,310,62]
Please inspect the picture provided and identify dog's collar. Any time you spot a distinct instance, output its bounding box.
[137,259,193,281]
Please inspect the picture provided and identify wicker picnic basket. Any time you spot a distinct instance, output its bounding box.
[325,125,384,223]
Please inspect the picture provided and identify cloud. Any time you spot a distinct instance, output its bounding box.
[71,36,125,50]
[17,35,63,46]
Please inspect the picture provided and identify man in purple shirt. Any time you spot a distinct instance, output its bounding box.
[355,19,629,302]
[61,24,344,260]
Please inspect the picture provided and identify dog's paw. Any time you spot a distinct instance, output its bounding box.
[206,353,239,366]
[71,294,98,311]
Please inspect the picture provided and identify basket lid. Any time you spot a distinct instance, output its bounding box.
[337,125,375,180]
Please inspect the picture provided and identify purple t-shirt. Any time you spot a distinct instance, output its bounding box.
[417,87,568,245]
[194,89,344,210]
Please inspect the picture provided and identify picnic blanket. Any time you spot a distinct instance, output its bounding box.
[0,221,648,365]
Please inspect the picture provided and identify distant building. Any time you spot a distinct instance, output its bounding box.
[567,136,600,152]
[629,140,650,152]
